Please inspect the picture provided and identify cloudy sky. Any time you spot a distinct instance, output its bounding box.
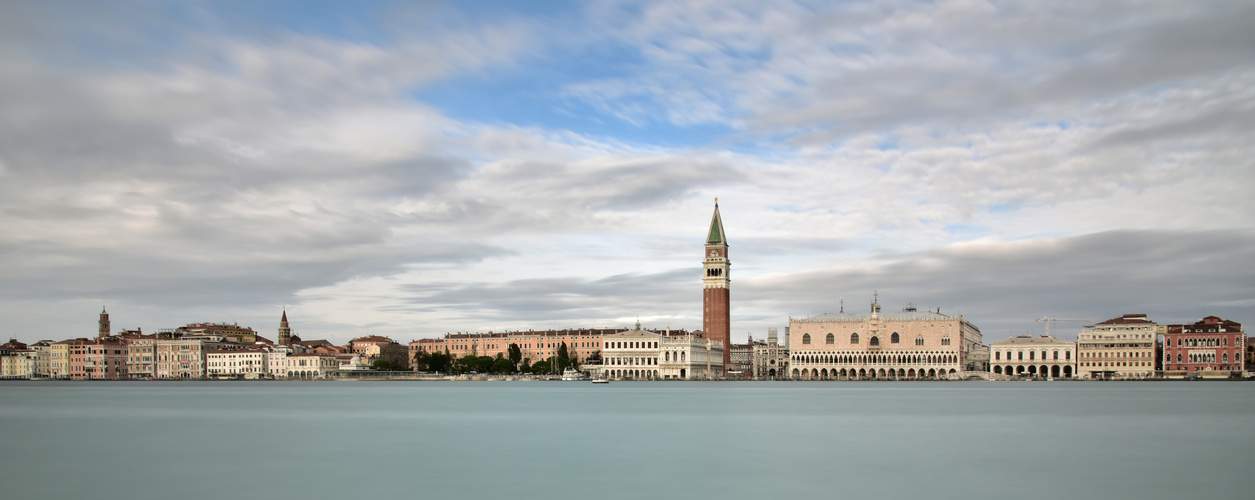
[2,0,1252,345]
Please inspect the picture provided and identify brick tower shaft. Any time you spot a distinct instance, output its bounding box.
[702,201,731,375]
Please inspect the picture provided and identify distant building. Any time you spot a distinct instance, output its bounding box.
[728,340,753,379]
[600,320,724,380]
[347,335,409,370]
[1076,314,1157,379]
[788,297,983,380]
[175,322,258,345]
[989,335,1076,379]
[52,338,128,380]
[409,327,694,367]
[702,200,732,375]
[1161,316,1244,378]
[0,339,35,379]
[752,328,789,380]
[206,347,269,379]
[98,306,111,338]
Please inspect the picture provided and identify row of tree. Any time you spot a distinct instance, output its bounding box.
[412,342,601,375]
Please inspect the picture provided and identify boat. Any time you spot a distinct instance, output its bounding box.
[591,377,609,384]
[561,367,588,381]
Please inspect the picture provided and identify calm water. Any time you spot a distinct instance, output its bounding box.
[1,381,1250,499]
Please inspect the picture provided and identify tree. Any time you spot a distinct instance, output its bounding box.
[490,358,515,374]
[508,343,522,367]
[531,359,549,374]
[557,342,569,362]
[519,358,532,373]
[412,350,430,371]
[372,359,393,371]
[426,351,452,373]
[585,350,602,363]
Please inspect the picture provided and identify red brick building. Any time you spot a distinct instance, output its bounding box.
[1162,316,1244,378]
[702,201,731,375]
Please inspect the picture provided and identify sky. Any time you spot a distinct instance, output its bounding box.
[1,0,1252,346]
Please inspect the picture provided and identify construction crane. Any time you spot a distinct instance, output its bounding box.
[1035,317,1091,337]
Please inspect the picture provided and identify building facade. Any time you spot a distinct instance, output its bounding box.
[702,201,732,375]
[600,321,724,380]
[1077,314,1157,379]
[752,327,789,380]
[788,298,983,380]
[1161,316,1244,378]
[347,335,409,370]
[989,335,1076,379]
[207,347,269,379]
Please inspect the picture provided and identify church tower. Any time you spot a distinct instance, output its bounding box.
[278,309,292,346]
[702,200,731,374]
[98,306,111,339]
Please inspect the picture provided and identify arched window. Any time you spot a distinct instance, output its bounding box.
[1223,353,1228,363]
[825,333,835,344]
[915,336,924,346]
[870,336,880,347]
[850,333,860,344]
[941,335,951,346]
[1177,353,1182,362]
[891,332,900,344]
[802,334,811,345]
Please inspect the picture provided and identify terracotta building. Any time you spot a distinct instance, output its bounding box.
[1161,316,1244,378]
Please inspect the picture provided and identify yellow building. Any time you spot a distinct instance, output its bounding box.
[1077,314,1157,379]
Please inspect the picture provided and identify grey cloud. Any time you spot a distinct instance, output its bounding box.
[738,229,1255,340]
[398,268,697,326]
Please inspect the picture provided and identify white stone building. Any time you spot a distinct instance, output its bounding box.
[207,347,269,379]
[601,321,724,380]
[989,335,1076,379]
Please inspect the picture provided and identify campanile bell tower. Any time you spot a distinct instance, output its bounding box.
[703,199,731,374]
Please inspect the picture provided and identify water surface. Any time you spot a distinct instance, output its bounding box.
[1,381,1248,499]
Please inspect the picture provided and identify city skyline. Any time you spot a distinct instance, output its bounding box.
[1,1,1252,345]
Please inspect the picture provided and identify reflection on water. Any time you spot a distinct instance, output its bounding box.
[1,381,1249,500]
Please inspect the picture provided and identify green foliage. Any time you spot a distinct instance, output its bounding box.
[585,350,602,363]
[414,350,453,373]
[519,358,532,373]
[490,358,515,374]
[508,343,522,366]
[371,359,393,371]
[453,355,496,374]
[530,359,550,374]
[557,342,569,362]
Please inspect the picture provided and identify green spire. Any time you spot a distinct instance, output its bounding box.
[706,201,726,244]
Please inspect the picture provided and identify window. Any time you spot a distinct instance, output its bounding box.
[850,333,860,344]
[1177,353,1182,362]
[1052,350,1059,360]
[915,336,924,346]
[802,334,811,345]
[825,333,834,345]
[1029,351,1035,360]
[891,332,900,344]
[995,351,1001,360]
[868,336,879,347]
[941,335,951,346]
